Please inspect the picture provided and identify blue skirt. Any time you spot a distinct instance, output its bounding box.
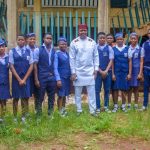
[58,77,70,97]
[112,72,129,91]
[0,84,11,100]
[12,76,31,99]
[129,67,140,87]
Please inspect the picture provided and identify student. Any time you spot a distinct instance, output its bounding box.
[26,33,40,113]
[140,29,150,111]
[9,35,33,122]
[128,32,144,109]
[95,32,114,113]
[34,33,56,116]
[54,37,71,117]
[0,39,11,122]
[112,32,132,113]
[106,33,115,47]
[106,33,116,109]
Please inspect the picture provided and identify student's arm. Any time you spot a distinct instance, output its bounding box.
[138,48,144,80]
[9,49,22,83]
[22,50,34,84]
[93,43,99,79]
[69,42,77,81]
[105,46,114,73]
[105,60,113,73]
[54,53,62,87]
[137,57,144,80]
[112,60,116,81]
[102,46,114,78]
[127,58,132,80]
[33,48,40,88]
[34,63,40,88]
[10,64,22,82]
[23,64,33,83]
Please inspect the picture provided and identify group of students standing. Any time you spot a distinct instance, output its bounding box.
[0,24,150,123]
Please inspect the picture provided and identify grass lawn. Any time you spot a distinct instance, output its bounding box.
[0,99,150,150]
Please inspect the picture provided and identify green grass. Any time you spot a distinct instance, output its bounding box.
[0,103,150,149]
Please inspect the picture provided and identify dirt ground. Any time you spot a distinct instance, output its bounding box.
[13,132,150,150]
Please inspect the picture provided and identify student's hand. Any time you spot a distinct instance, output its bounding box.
[112,74,116,81]
[35,80,40,88]
[57,80,62,88]
[137,73,142,80]
[19,79,26,86]
[101,70,108,79]
[71,74,77,81]
[93,71,97,79]
[127,74,131,80]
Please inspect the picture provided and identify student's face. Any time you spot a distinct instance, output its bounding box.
[17,36,25,48]
[130,36,138,46]
[106,36,114,45]
[116,37,124,47]
[147,30,150,39]
[98,35,106,45]
[79,29,87,39]
[58,41,67,51]
[44,35,52,46]
[27,37,36,47]
[0,45,5,55]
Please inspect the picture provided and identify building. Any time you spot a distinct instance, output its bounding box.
[5,0,150,48]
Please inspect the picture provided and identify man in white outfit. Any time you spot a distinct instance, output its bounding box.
[69,24,99,116]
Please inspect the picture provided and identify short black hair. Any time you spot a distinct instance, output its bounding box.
[44,33,53,38]
[97,32,106,38]
[106,33,114,37]
[17,34,25,38]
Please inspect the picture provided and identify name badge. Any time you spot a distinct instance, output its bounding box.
[134,53,139,58]
[124,53,128,57]
[103,52,108,57]
[27,56,30,61]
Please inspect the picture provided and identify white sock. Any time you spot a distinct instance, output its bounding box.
[134,104,138,107]
[114,104,118,108]
[128,103,131,107]
[122,104,126,108]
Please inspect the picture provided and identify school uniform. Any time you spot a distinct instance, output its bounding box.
[26,45,37,94]
[26,45,40,111]
[9,46,34,99]
[112,45,130,91]
[34,44,56,114]
[142,40,150,107]
[54,50,71,96]
[128,45,144,87]
[95,44,114,109]
[0,53,11,100]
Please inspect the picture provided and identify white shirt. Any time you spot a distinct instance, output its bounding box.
[0,53,8,65]
[9,46,34,64]
[69,36,99,86]
[115,44,126,52]
[128,44,144,59]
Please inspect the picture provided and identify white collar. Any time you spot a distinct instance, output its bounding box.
[42,43,53,50]
[129,44,139,50]
[0,53,8,59]
[16,46,26,51]
[116,44,126,51]
[26,44,37,50]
